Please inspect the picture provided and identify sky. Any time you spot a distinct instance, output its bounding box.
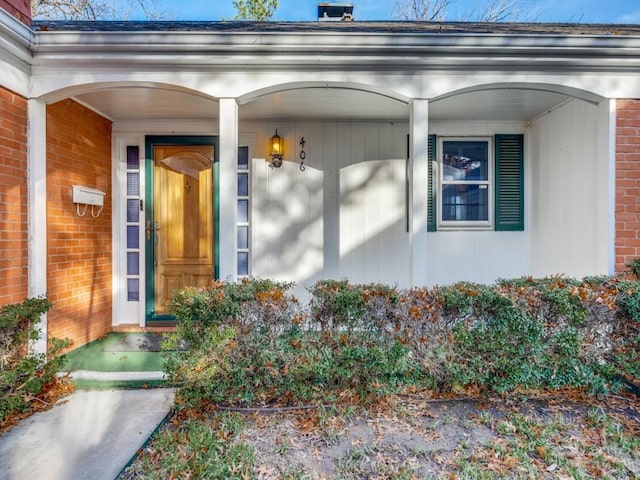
[154,0,640,23]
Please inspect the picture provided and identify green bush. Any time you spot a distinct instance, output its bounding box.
[626,257,640,279]
[618,280,640,323]
[0,297,70,422]
[166,279,420,407]
[166,275,637,409]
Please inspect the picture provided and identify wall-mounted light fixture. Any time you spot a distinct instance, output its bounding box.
[269,129,283,168]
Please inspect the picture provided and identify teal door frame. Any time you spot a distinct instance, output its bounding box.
[144,135,219,323]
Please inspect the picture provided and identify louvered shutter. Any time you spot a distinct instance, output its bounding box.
[495,134,524,231]
[427,134,437,232]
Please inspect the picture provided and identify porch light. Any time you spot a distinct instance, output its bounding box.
[269,129,283,167]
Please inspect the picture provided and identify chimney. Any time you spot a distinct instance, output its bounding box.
[0,0,31,25]
[317,3,354,22]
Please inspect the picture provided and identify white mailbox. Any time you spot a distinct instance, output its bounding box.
[72,185,105,206]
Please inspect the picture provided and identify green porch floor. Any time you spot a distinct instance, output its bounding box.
[62,332,177,389]
[63,333,169,372]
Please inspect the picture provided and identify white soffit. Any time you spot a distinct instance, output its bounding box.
[239,88,409,121]
[73,86,569,123]
[74,87,220,121]
[429,89,569,121]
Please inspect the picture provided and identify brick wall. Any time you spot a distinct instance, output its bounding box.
[0,0,31,24]
[615,99,640,274]
[0,86,28,305]
[47,99,112,348]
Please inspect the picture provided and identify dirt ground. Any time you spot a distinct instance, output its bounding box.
[235,392,640,479]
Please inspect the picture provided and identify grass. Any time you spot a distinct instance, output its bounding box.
[120,410,254,479]
[118,276,640,478]
[452,404,640,479]
[118,393,640,479]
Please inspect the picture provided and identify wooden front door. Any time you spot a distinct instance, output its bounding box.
[145,137,217,322]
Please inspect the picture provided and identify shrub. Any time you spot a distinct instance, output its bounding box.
[166,275,636,408]
[0,297,71,423]
[618,280,640,323]
[626,257,640,279]
[166,278,420,407]
[439,283,545,393]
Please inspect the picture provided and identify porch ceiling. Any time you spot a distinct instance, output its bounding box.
[73,86,569,123]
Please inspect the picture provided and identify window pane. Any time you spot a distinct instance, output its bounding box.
[127,146,139,170]
[127,172,140,196]
[442,184,489,221]
[238,199,249,223]
[237,173,249,197]
[443,141,488,181]
[238,146,249,169]
[127,252,139,275]
[237,252,249,275]
[127,278,139,302]
[127,226,139,249]
[127,199,139,223]
[237,225,249,249]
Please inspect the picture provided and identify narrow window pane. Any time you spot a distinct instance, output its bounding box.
[127,172,140,196]
[237,252,249,276]
[127,278,140,302]
[442,184,488,221]
[238,199,249,223]
[238,146,249,169]
[237,173,249,197]
[127,199,139,223]
[127,226,139,249]
[443,141,488,182]
[127,252,139,275]
[127,146,139,170]
[237,226,249,249]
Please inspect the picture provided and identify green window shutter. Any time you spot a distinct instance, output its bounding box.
[427,134,437,232]
[495,134,524,231]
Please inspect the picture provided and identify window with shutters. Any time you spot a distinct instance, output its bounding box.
[439,138,492,228]
[427,134,524,232]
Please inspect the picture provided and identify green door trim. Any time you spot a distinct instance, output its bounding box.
[144,135,219,323]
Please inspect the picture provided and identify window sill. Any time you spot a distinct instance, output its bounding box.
[436,224,493,232]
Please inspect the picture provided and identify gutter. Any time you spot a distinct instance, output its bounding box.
[0,8,33,72]
[28,29,640,74]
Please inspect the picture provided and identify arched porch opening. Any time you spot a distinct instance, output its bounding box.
[425,82,611,285]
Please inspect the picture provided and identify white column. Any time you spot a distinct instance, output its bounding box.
[218,98,239,281]
[28,99,48,355]
[600,99,616,276]
[410,99,429,287]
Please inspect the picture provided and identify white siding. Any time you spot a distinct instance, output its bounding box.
[339,124,409,287]
[426,121,530,286]
[529,99,609,278]
[248,121,410,292]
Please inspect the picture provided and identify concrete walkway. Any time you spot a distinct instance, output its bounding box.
[0,388,175,480]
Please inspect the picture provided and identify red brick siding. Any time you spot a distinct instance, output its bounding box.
[0,86,28,305]
[46,100,112,348]
[0,0,31,24]
[615,99,640,273]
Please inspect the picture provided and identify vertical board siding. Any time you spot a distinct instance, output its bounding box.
[249,121,410,292]
[426,121,529,286]
[530,98,607,278]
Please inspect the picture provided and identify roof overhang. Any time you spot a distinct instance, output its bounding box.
[0,8,33,74]
[27,21,640,74]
